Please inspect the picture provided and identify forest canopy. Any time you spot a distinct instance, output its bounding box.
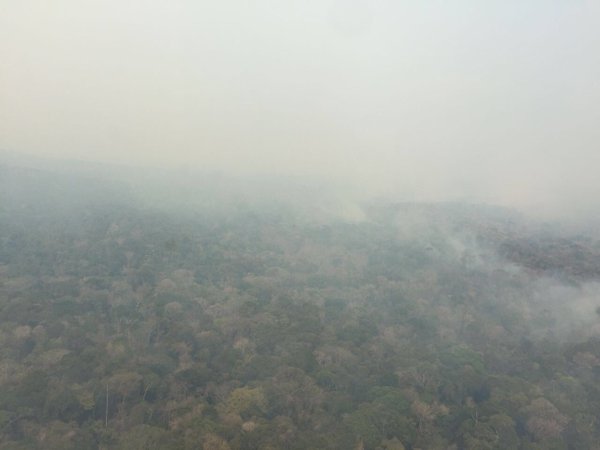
[1,162,600,449]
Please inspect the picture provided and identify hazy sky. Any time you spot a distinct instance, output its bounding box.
[1,0,599,214]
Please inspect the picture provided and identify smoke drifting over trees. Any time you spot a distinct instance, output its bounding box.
[1,161,600,448]
[2,1,600,448]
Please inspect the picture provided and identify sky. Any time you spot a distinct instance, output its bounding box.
[1,0,600,216]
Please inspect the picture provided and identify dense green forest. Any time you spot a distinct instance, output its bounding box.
[1,164,600,449]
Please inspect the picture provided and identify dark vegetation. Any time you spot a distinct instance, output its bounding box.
[1,164,600,449]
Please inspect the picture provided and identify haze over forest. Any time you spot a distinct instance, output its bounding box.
[2,1,600,450]
[2,0,600,219]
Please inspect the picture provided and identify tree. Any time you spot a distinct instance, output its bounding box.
[522,398,568,442]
